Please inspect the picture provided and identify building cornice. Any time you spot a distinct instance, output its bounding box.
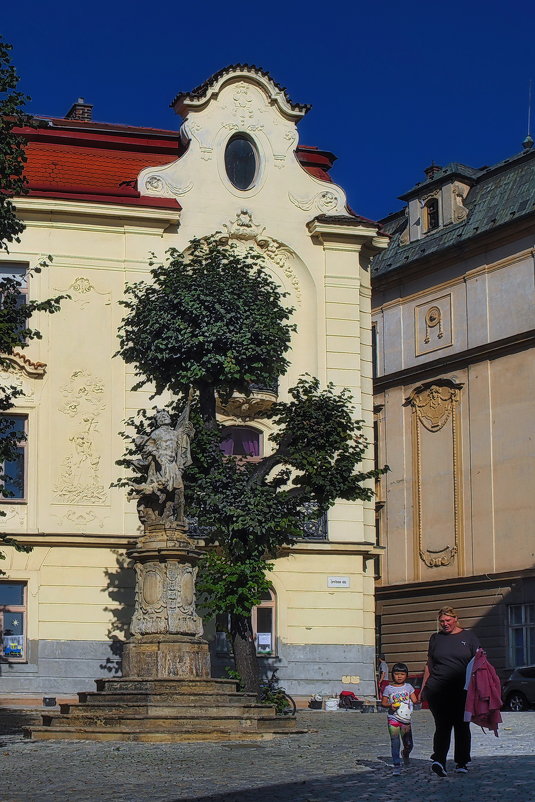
[308,219,389,252]
[374,329,535,392]
[3,532,384,557]
[14,196,181,224]
[376,565,535,598]
[280,541,384,557]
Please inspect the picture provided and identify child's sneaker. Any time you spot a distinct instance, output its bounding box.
[392,766,401,776]
[455,764,468,774]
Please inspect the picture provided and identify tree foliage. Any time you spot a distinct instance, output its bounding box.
[0,38,67,568]
[117,238,385,693]
[0,37,34,253]
[118,237,295,422]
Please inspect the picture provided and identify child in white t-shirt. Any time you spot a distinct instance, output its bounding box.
[381,662,418,776]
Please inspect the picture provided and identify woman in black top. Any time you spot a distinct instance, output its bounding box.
[420,606,480,777]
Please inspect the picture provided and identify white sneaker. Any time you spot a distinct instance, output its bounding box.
[392,767,401,776]
[455,765,468,774]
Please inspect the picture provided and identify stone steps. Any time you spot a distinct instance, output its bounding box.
[61,701,273,718]
[95,677,238,694]
[78,690,258,706]
[29,726,300,743]
[28,676,300,742]
[40,710,297,732]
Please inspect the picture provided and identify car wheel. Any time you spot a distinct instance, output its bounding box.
[507,691,528,712]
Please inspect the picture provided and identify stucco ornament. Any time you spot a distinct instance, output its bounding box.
[452,182,469,221]
[54,370,107,504]
[410,382,458,432]
[424,306,443,344]
[216,209,302,304]
[131,398,194,526]
[406,380,464,568]
[289,189,343,214]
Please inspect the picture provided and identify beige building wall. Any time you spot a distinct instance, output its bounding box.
[372,191,535,676]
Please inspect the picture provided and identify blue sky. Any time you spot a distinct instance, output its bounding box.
[3,0,533,220]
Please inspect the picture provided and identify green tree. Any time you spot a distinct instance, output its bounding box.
[0,38,66,570]
[117,237,384,694]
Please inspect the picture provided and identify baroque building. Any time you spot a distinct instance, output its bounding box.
[0,66,387,702]
[372,142,535,679]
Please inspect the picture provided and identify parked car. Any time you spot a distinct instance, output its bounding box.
[502,666,535,711]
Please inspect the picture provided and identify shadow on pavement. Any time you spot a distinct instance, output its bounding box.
[170,755,535,802]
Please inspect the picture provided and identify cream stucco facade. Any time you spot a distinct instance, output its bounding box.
[0,66,387,700]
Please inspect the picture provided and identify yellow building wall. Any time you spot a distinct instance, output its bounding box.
[0,71,386,698]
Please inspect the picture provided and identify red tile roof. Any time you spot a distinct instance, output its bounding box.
[17,118,337,207]
[18,121,182,209]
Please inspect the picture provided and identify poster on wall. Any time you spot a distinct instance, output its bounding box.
[2,634,24,658]
[257,633,272,653]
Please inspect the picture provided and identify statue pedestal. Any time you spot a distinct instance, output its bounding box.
[29,522,301,741]
[122,635,210,679]
[123,522,209,679]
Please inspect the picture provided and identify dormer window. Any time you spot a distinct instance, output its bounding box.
[424,198,440,232]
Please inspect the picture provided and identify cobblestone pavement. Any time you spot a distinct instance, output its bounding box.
[1,710,534,802]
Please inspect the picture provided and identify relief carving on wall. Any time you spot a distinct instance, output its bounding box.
[415,295,452,355]
[0,353,46,406]
[54,370,107,505]
[452,182,469,222]
[64,276,111,309]
[0,505,27,529]
[406,380,463,569]
[216,209,302,303]
[130,560,203,637]
[289,189,343,214]
[143,174,194,197]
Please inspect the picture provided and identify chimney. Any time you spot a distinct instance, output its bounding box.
[65,97,93,121]
[424,162,442,180]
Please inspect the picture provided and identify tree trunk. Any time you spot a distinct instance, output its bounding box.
[230,613,260,697]
[197,380,217,427]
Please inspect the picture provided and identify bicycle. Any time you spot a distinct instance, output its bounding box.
[259,668,297,716]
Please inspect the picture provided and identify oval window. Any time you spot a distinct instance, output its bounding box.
[224,135,258,190]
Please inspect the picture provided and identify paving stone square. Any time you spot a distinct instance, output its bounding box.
[1,709,534,801]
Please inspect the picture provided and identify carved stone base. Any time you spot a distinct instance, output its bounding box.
[122,635,210,680]
[127,523,204,638]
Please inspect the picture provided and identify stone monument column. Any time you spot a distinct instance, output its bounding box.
[122,400,211,679]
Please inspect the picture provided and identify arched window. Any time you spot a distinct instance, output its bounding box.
[252,589,276,655]
[220,426,262,458]
[425,198,440,231]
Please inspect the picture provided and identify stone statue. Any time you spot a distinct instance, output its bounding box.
[133,396,194,525]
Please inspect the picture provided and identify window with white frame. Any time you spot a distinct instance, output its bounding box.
[252,589,276,656]
[508,603,535,667]
[0,415,28,501]
[0,264,28,338]
[0,581,27,661]
[214,589,277,657]
[0,264,28,302]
